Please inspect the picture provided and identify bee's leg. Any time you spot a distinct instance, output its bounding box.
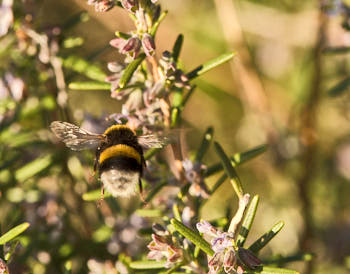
[97,184,104,208]
[139,178,147,204]
[89,156,98,183]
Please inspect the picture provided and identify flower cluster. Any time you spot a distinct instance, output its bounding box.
[87,0,115,12]
[0,259,9,274]
[102,0,177,133]
[197,220,261,274]
[182,159,209,198]
[147,224,183,266]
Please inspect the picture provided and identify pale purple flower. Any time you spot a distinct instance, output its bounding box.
[5,72,24,101]
[120,36,141,58]
[110,36,141,59]
[159,51,190,89]
[237,247,262,270]
[196,221,233,273]
[87,258,117,274]
[196,220,262,273]
[182,159,209,198]
[120,0,137,13]
[0,258,9,274]
[0,0,13,37]
[87,0,115,12]
[147,230,183,266]
[142,34,156,56]
[105,61,124,92]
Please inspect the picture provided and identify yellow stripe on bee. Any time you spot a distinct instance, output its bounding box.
[103,125,135,136]
[99,144,141,165]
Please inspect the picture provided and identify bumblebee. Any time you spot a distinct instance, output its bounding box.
[50,121,168,198]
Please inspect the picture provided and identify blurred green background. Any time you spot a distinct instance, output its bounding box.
[1,0,350,273]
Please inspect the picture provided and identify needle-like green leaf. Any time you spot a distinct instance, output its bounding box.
[247,266,299,274]
[205,144,267,177]
[214,142,243,199]
[82,189,111,201]
[15,155,53,182]
[210,173,227,194]
[263,253,313,265]
[170,218,214,256]
[195,127,214,162]
[0,223,30,245]
[151,10,168,36]
[129,260,167,269]
[172,203,182,222]
[115,31,131,39]
[249,221,285,254]
[135,209,163,218]
[328,77,350,97]
[119,53,146,88]
[68,81,111,90]
[145,180,167,203]
[237,195,260,247]
[172,34,184,63]
[62,55,106,82]
[187,51,236,80]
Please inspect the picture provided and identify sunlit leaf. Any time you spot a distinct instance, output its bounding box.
[145,180,167,203]
[170,218,214,256]
[82,189,111,201]
[328,77,350,97]
[206,144,267,177]
[62,55,106,82]
[172,34,184,62]
[151,10,168,36]
[187,51,236,80]
[135,209,163,217]
[214,142,244,199]
[68,81,111,90]
[195,126,214,162]
[119,53,146,88]
[92,226,113,243]
[249,221,285,254]
[172,203,182,222]
[0,223,30,245]
[247,266,299,274]
[237,195,259,247]
[263,253,313,265]
[129,260,167,269]
[15,155,53,182]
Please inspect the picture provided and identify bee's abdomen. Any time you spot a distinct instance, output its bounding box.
[99,145,142,171]
[97,125,144,175]
[99,144,141,164]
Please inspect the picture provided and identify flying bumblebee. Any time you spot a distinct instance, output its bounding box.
[50,121,169,198]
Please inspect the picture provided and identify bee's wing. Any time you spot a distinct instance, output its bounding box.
[50,121,104,151]
[137,133,171,149]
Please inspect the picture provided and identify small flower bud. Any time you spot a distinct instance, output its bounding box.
[121,37,141,56]
[120,0,137,12]
[109,38,125,50]
[223,249,236,273]
[152,223,168,236]
[208,252,223,272]
[107,62,123,73]
[0,259,9,274]
[237,247,262,270]
[167,245,182,262]
[161,50,171,62]
[87,0,98,5]
[95,0,114,12]
[142,34,155,56]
